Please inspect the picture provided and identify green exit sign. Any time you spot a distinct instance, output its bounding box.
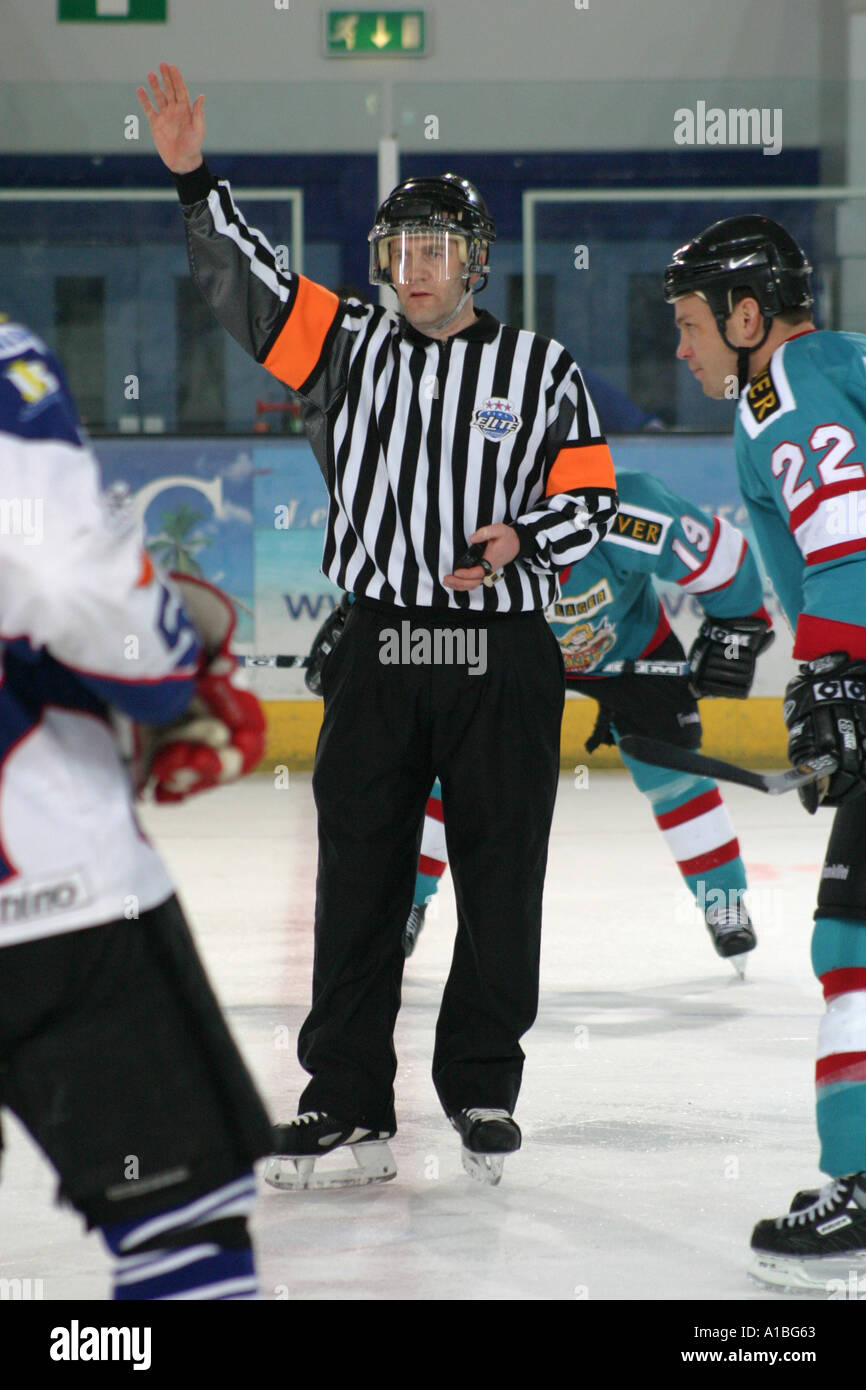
[325,10,426,57]
[58,0,166,19]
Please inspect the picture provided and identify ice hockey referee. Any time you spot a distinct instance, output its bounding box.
[139,62,618,1188]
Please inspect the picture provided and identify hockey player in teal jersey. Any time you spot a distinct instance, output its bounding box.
[307,470,774,974]
[666,214,866,1289]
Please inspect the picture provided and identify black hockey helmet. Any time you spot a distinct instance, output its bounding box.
[664,215,813,328]
[368,173,496,292]
[664,215,813,389]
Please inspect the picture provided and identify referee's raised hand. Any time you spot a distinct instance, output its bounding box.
[136,62,206,175]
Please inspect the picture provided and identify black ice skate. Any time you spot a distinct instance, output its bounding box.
[788,1183,825,1213]
[704,899,756,977]
[450,1108,521,1186]
[263,1112,396,1191]
[749,1172,866,1290]
[402,903,427,957]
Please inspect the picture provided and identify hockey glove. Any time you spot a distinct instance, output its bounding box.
[141,574,266,803]
[688,616,774,699]
[783,652,866,814]
[304,592,353,697]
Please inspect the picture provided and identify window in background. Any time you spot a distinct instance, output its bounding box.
[55,276,105,428]
[176,278,226,432]
[507,273,555,337]
[628,273,678,427]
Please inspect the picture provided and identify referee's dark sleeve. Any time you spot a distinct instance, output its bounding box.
[173,162,343,393]
[513,363,618,572]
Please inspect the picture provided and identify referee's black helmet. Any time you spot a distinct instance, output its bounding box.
[368,174,496,291]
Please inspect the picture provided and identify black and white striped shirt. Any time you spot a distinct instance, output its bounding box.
[174,164,618,612]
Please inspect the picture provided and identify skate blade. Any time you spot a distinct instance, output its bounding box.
[461,1148,506,1186]
[748,1250,866,1294]
[263,1141,396,1192]
[729,953,749,979]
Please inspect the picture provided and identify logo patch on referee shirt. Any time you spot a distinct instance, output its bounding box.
[470,398,521,441]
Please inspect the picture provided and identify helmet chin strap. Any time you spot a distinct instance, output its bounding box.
[717,316,773,394]
[427,284,473,333]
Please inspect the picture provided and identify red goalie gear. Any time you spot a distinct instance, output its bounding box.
[145,575,266,803]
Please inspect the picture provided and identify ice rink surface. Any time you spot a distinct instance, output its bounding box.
[0,771,841,1303]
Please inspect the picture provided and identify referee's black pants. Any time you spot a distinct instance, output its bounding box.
[298,598,565,1132]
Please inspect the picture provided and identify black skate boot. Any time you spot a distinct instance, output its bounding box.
[264,1112,396,1191]
[402,903,427,957]
[705,899,756,977]
[789,1184,824,1213]
[450,1108,521,1186]
[750,1172,866,1290]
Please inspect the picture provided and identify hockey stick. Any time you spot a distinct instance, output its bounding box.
[618,735,838,796]
[238,655,693,675]
[239,654,311,669]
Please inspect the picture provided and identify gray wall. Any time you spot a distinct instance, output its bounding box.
[0,0,846,153]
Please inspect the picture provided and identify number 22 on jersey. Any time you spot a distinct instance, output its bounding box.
[771,426,866,514]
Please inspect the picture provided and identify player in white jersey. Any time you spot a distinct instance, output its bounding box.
[0,316,272,1299]
[665,216,866,1289]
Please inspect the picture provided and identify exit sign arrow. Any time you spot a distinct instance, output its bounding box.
[370,15,391,46]
[324,10,426,57]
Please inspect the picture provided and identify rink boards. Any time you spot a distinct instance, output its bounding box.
[94,433,794,769]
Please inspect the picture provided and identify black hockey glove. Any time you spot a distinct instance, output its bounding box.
[783,652,866,813]
[688,616,774,699]
[304,592,353,697]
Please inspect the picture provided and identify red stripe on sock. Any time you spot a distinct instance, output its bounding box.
[426,798,444,822]
[820,968,866,1001]
[816,1051,866,1085]
[656,787,722,831]
[678,838,740,877]
[418,853,446,877]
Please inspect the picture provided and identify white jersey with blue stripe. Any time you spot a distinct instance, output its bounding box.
[0,319,201,946]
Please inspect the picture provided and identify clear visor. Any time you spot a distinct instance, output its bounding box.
[374,227,468,284]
